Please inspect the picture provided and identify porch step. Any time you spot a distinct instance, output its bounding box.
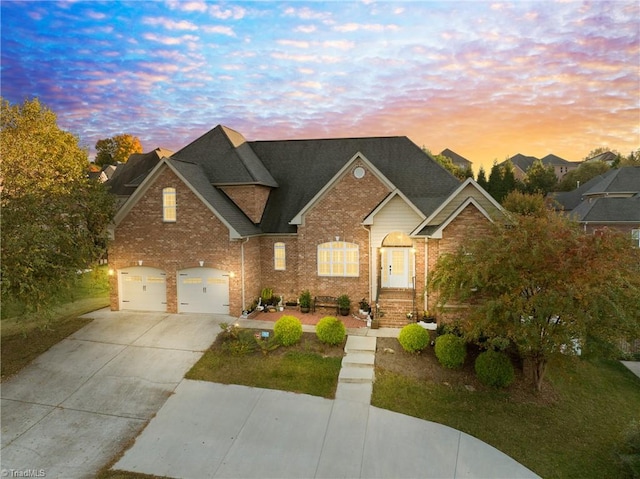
[342,352,375,368]
[344,335,376,354]
[338,366,375,384]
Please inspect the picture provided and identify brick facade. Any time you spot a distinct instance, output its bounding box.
[110,161,497,323]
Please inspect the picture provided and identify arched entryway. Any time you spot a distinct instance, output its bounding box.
[380,232,414,288]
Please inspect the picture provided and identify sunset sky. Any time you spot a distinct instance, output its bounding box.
[1,1,638,172]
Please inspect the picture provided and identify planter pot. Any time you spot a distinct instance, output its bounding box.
[370,319,380,329]
[300,306,310,313]
[339,308,349,316]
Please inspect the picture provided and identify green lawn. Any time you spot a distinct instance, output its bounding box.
[186,331,343,399]
[1,267,109,380]
[372,357,640,479]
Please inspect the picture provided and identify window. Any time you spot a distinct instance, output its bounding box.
[632,229,640,247]
[163,187,176,222]
[274,242,286,270]
[317,241,359,277]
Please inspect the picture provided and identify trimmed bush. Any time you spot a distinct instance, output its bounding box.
[316,316,346,346]
[474,350,515,388]
[274,315,303,346]
[435,333,466,369]
[398,323,430,353]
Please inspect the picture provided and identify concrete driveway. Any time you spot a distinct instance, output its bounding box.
[1,309,225,478]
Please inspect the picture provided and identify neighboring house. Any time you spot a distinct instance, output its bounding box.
[584,151,619,166]
[439,148,472,171]
[107,126,507,326]
[87,164,118,183]
[549,166,640,242]
[501,153,580,181]
[106,147,173,208]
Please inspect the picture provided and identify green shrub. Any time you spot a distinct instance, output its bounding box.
[274,315,303,346]
[316,316,346,346]
[474,350,515,388]
[398,323,430,353]
[435,333,466,369]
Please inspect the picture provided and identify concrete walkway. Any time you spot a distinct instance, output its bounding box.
[622,361,640,380]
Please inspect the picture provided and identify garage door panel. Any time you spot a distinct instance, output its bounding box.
[119,267,167,312]
[177,268,229,314]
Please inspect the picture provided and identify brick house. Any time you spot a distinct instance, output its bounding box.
[108,126,506,327]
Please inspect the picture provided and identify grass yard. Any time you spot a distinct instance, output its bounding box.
[373,337,640,479]
[186,330,344,399]
[1,267,110,380]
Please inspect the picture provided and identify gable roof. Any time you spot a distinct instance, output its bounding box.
[540,154,573,166]
[249,135,461,233]
[172,125,278,187]
[440,148,472,168]
[113,157,260,239]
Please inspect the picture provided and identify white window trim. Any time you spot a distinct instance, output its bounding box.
[632,229,640,247]
[317,241,359,277]
[163,187,176,222]
[274,242,286,270]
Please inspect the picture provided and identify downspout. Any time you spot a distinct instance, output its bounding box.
[362,225,373,304]
[424,238,429,314]
[241,237,249,311]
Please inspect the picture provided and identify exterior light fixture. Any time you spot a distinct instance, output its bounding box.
[199,260,204,267]
[137,260,143,266]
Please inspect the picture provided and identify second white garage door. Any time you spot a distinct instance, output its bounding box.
[177,267,229,314]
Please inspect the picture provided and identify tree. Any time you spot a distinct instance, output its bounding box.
[429,209,640,392]
[524,159,557,195]
[502,191,546,217]
[476,166,488,191]
[1,98,115,314]
[95,133,142,166]
[422,148,468,180]
[556,161,610,191]
[618,149,640,167]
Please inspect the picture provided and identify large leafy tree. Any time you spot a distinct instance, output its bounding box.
[524,159,557,195]
[1,98,115,313]
[95,133,142,167]
[556,160,610,191]
[429,209,640,392]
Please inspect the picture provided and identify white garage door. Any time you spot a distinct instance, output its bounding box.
[177,267,229,314]
[119,267,167,312]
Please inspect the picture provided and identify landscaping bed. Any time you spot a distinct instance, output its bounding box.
[186,330,344,399]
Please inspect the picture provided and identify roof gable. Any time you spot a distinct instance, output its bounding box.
[412,178,505,235]
[113,157,260,239]
[440,148,472,167]
[425,198,495,239]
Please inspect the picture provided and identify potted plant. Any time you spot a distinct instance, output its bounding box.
[337,294,351,316]
[261,287,274,307]
[299,290,312,313]
[358,298,370,315]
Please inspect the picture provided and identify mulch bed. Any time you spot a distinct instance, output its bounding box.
[247,308,367,329]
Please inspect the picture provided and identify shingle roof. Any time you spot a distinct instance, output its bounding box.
[506,154,539,172]
[172,125,278,187]
[106,148,171,197]
[571,196,640,223]
[540,154,572,166]
[551,167,640,223]
[249,136,461,233]
[440,148,472,168]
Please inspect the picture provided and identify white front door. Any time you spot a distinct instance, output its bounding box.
[382,248,412,288]
[177,268,229,314]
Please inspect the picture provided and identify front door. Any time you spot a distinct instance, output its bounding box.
[382,247,412,288]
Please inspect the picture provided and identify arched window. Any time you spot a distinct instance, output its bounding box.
[317,241,359,277]
[274,242,286,270]
[162,187,176,222]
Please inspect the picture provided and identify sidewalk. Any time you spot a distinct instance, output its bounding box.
[115,380,541,478]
